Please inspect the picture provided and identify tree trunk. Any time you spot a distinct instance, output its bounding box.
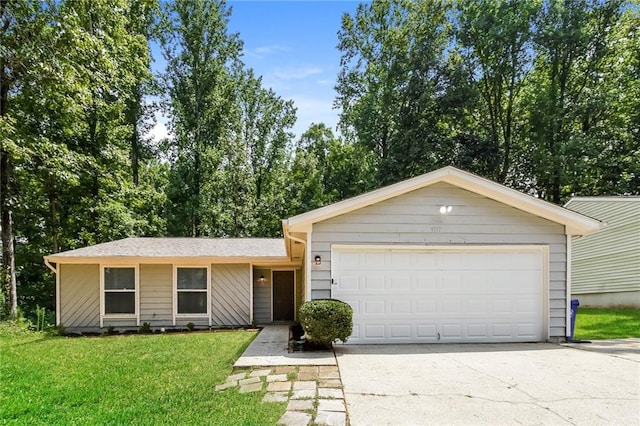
[1,4,18,317]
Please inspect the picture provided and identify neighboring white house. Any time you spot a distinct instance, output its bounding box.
[565,197,640,307]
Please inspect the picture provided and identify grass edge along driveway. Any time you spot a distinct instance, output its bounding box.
[0,326,286,425]
[574,307,640,340]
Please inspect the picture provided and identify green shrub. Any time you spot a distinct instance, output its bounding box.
[138,322,152,334]
[298,299,353,347]
[186,322,195,332]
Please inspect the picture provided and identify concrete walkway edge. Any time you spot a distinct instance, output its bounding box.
[234,324,337,367]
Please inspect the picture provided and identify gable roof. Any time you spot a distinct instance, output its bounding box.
[45,237,287,263]
[284,166,602,236]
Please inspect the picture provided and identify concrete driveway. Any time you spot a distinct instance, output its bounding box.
[334,342,639,425]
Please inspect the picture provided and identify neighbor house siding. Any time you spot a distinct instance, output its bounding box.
[59,264,100,329]
[253,268,272,323]
[567,199,640,307]
[211,264,251,326]
[310,182,567,338]
[139,264,172,326]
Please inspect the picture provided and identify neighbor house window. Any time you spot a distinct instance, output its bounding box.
[176,267,208,315]
[104,267,136,315]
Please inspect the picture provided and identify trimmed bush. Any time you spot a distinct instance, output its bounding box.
[298,299,353,347]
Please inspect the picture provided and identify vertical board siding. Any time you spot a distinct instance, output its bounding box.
[253,268,272,323]
[211,264,250,326]
[311,182,567,338]
[140,264,172,326]
[567,199,640,299]
[60,264,100,328]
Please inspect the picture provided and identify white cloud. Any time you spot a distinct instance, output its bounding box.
[271,66,324,80]
[289,95,341,140]
[248,44,291,57]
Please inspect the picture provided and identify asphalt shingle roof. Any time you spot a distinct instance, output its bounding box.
[51,237,287,258]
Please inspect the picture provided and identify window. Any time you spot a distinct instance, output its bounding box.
[104,267,136,315]
[176,267,208,315]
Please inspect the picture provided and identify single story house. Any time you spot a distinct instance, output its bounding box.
[45,166,601,343]
[565,196,640,307]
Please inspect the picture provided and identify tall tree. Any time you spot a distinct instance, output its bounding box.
[526,0,628,202]
[336,0,480,185]
[161,0,242,237]
[1,0,52,318]
[456,0,539,184]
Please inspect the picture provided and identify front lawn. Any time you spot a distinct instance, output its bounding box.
[0,325,285,425]
[574,307,640,340]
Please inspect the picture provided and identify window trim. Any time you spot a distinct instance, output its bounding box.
[100,265,139,328]
[173,265,211,326]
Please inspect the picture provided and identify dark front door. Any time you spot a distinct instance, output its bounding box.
[273,271,294,321]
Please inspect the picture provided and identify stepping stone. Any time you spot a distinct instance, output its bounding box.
[317,399,346,412]
[318,388,343,399]
[319,366,339,373]
[250,369,272,377]
[318,379,342,388]
[215,381,237,391]
[319,371,340,379]
[266,374,288,382]
[298,372,319,380]
[277,411,312,426]
[315,410,347,426]
[239,382,263,393]
[239,376,261,386]
[267,381,291,392]
[290,389,315,399]
[274,366,296,374]
[293,381,317,391]
[299,366,318,373]
[287,399,314,411]
[263,392,289,403]
[227,373,247,381]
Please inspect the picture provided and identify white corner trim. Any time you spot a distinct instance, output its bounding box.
[249,263,254,325]
[566,234,572,339]
[305,231,312,301]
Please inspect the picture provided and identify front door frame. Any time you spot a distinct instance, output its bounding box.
[271,269,296,322]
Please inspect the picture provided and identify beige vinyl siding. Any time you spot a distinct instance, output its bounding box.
[140,264,172,326]
[253,268,272,323]
[567,199,640,298]
[311,182,567,338]
[59,264,100,329]
[211,264,251,326]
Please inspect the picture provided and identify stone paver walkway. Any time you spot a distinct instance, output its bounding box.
[215,365,348,426]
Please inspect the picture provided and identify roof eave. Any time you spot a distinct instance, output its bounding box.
[44,255,294,265]
[286,166,602,236]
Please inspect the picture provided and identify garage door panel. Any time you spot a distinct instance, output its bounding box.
[333,246,545,344]
[389,275,411,290]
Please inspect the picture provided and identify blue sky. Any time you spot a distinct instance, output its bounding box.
[151,1,363,142]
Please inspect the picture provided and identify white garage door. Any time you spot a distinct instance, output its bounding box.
[332,246,545,344]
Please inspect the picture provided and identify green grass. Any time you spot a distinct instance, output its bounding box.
[0,324,285,425]
[574,307,640,340]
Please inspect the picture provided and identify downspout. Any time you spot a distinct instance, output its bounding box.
[566,234,572,341]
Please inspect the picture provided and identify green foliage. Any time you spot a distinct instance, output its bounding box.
[574,308,640,340]
[298,299,353,347]
[0,330,285,424]
[34,306,46,332]
[138,322,152,334]
[186,322,195,332]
